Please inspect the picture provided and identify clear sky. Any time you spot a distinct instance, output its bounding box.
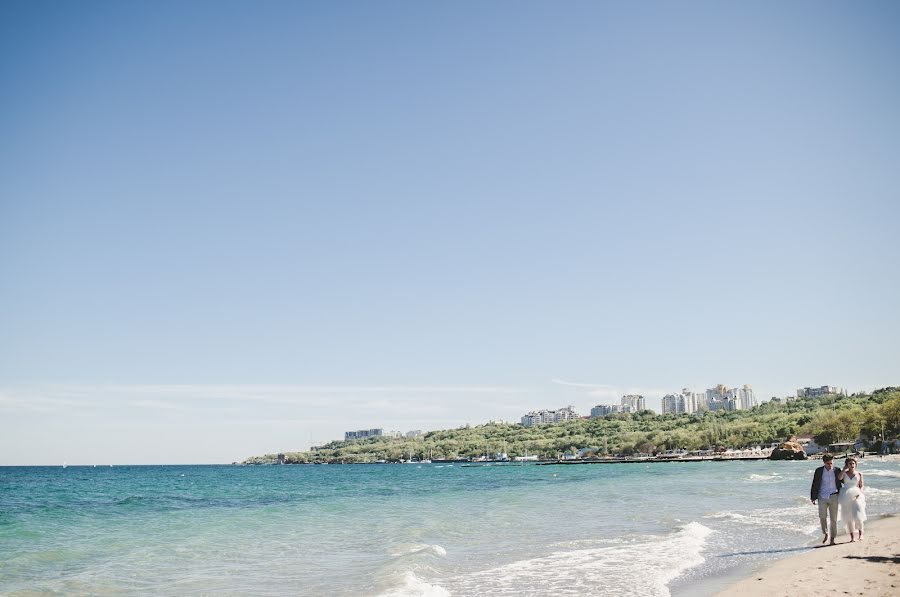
[2,1,898,465]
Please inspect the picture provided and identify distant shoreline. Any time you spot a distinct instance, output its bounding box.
[5,454,896,468]
[242,453,899,466]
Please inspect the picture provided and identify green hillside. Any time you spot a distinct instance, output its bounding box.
[244,387,900,464]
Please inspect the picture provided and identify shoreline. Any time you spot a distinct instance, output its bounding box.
[714,514,900,596]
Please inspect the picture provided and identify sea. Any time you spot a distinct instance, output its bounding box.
[2,458,900,596]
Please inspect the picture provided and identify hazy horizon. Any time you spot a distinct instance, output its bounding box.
[2,1,899,465]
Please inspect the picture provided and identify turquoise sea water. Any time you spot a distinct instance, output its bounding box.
[2,458,900,596]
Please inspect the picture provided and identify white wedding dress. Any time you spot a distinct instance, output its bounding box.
[839,472,867,536]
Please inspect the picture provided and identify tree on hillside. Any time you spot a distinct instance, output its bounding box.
[881,393,900,437]
[809,410,861,446]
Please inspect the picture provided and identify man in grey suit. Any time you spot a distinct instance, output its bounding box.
[810,453,844,545]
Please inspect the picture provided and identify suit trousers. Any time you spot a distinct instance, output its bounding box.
[818,493,839,535]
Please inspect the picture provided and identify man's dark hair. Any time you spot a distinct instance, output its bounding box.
[823,453,834,462]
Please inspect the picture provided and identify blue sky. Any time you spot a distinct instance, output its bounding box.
[2,1,898,464]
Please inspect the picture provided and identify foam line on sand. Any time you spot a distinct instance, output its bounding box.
[717,514,900,597]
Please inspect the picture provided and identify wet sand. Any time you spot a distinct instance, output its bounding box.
[717,514,900,597]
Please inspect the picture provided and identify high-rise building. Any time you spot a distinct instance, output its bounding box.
[708,384,727,398]
[661,393,682,414]
[344,428,384,441]
[661,389,703,414]
[796,386,845,398]
[621,395,645,412]
[521,406,579,427]
[737,385,757,409]
[707,384,730,411]
[660,384,757,414]
[590,404,621,417]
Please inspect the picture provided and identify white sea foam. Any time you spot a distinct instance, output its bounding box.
[744,473,782,482]
[548,537,630,549]
[379,571,450,597]
[863,486,900,507]
[864,487,895,496]
[865,469,900,479]
[388,544,448,558]
[449,522,712,597]
[705,505,814,534]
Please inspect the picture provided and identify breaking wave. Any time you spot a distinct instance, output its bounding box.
[447,522,713,596]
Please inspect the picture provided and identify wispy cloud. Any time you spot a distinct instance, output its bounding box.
[0,388,103,413]
[0,383,525,415]
[551,379,671,407]
[122,384,521,396]
[551,379,613,389]
[131,399,187,411]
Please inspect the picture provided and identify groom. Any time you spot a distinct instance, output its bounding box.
[810,453,844,545]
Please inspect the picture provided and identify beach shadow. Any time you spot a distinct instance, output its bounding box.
[717,547,812,557]
[843,554,900,564]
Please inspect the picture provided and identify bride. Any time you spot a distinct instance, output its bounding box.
[839,457,867,542]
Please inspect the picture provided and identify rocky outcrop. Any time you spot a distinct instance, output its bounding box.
[769,437,808,460]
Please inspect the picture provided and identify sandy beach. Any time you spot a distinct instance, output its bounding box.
[718,514,900,597]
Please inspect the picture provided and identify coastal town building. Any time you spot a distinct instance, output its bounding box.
[795,434,823,456]
[521,405,579,427]
[661,388,706,414]
[662,384,757,415]
[591,404,620,417]
[591,394,648,418]
[621,395,646,412]
[705,384,757,411]
[706,384,729,410]
[343,429,421,441]
[345,428,384,441]
[796,385,846,398]
[718,385,757,410]
[662,391,699,415]
[661,394,679,414]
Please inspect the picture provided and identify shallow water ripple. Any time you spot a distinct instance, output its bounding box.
[1,459,899,596]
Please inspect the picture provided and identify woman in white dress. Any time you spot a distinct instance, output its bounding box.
[839,457,866,542]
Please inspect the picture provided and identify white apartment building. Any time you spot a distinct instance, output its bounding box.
[661,391,698,415]
[344,428,384,441]
[591,395,647,417]
[662,384,757,415]
[704,384,757,412]
[661,389,705,415]
[621,395,646,412]
[590,404,620,417]
[521,405,579,427]
[661,394,680,414]
[686,389,705,412]
[706,384,728,405]
[796,386,845,398]
[732,385,757,410]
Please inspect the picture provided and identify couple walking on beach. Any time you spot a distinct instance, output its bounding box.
[810,454,867,545]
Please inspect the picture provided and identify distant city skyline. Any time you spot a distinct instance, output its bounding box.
[2,2,898,464]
